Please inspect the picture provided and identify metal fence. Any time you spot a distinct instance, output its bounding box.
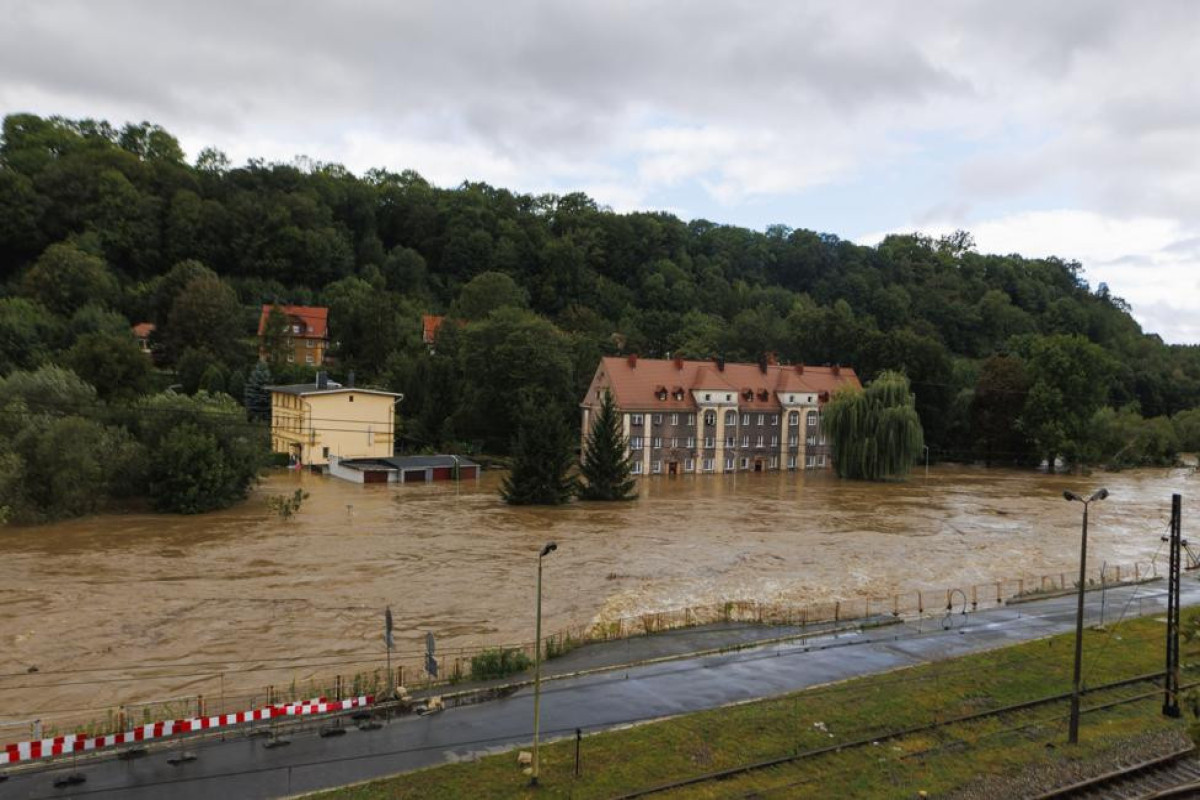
[0,559,1159,749]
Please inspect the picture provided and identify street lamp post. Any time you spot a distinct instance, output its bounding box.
[1063,488,1109,745]
[531,541,557,787]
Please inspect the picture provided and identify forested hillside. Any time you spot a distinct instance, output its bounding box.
[2,113,1199,520]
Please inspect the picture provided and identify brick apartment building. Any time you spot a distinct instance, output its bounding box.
[580,355,861,475]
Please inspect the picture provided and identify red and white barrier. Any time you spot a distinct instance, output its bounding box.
[1,695,373,766]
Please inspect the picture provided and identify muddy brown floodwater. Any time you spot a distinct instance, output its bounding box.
[0,465,1196,732]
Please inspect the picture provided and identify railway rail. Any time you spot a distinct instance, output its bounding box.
[1034,746,1200,799]
[611,671,1189,800]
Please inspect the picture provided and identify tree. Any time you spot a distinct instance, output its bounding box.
[199,363,227,395]
[971,354,1034,465]
[579,389,637,501]
[65,331,152,402]
[245,361,273,421]
[823,371,925,481]
[0,297,60,374]
[450,271,528,320]
[163,274,245,363]
[501,397,577,505]
[21,240,119,315]
[260,303,292,372]
[137,392,265,513]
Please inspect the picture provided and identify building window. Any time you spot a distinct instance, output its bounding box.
[771,414,779,426]
[632,461,644,474]
[704,393,711,401]
[651,461,662,474]
[287,353,295,362]
[725,411,736,425]
[757,413,765,425]
[789,411,799,426]
[653,414,662,425]
[756,435,764,447]
[631,413,644,426]
[725,394,732,401]
[741,435,749,447]
[349,395,354,402]
[740,457,749,470]
[769,456,779,468]
[703,458,714,472]
[685,458,695,471]
[806,455,816,468]
[726,435,736,448]
[741,413,750,426]
[670,413,679,426]
[686,436,695,448]
[687,414,696,426]
[725,457,735,471]
[704,436,715,448]
[770,435,778,447]
[653,437,662,449]
[306,339,314,349]
[704,411,716,426]
[819,455,827,467]
[807,436,817,446]
[631,436,644,449]
[788,455,797,470]
[807,412,819,427]
[306,354,314,364]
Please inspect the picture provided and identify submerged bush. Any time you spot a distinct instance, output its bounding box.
[469,647,532,682]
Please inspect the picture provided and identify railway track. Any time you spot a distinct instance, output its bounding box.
[610,672,1182,799]
[1034,746,1200,799]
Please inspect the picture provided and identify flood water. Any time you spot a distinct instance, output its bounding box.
[1,465,1195,730]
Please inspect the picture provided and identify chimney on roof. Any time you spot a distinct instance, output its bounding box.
[795,363,805,375]
[832,364,841,376]
[317,370,328,389]
[717,357,725,371]
[674,356,683,370]
[347,370,355,388]
[757,355,768,374]
[627,354,638,368]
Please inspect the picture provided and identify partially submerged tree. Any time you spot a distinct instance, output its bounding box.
[579,389,637,501]
[501,396,577,505]
[824,370,925,481]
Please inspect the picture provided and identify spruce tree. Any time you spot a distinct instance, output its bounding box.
[245,361,273,421]
[579,389,637,500]
[501,398,577,505]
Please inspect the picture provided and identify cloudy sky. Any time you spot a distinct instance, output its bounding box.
[3,1,1199,343]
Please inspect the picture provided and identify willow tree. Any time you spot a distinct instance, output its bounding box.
[823,370,924,481]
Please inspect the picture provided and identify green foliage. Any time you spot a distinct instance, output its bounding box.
[20,240,118,315]
[1174,408,1200,453]
[260,303,292,373]
[0,297,60,373]
[65,331,152,402]
[1085,406,1179,468]
[501,395,577,505]
[580,389,637,501]
[266,488,309,520]
[244,361,273,421]
[450,271,528,320]
[468,647,532,682]
[162,274,245,364]
[137,392,266,513]
[824,371,925,481]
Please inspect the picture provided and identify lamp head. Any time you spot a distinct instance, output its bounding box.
[1063,490,1082,502]
[1090,488,1109,502]
[540,542,558,558]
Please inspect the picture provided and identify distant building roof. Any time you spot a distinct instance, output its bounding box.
[132,322,156,338]
[340,455,478,470]
[587,356,860,411]
[268,383,402,398]
[422,314,445,344]
[258,305,329,339]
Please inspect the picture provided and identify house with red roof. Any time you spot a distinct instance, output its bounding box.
[580,355,861,476]
[257,305,329,366]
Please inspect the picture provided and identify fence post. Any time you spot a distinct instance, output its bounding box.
[1060,572,1066,590]
[893,594,899,616]
[335,675,342,699]
[1018,579,1024,596]
[1135,562,1140,581]
[835,601,840,622]
[996,582,1002,605]
[267,685,274,706]
[1116,565,1121,582]
[197,695,205,718]
[918,590,923,615]
[971,585,978,610]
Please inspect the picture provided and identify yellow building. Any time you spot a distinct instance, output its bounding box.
[269,375,402,466]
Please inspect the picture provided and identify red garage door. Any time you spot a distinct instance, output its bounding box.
[432,467,452,481]
[364,470,388,484]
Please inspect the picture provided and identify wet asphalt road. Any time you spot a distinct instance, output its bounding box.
[4,579,1196,800]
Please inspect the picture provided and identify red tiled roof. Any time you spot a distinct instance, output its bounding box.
[586,356,860,411]
[257,305,328,338]
[422,314,445,344]
[131,322,156,338]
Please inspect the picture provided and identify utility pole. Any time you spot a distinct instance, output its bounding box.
[1164,493,1182,718]
[1064,488,1109,745]
[531,542,557,787]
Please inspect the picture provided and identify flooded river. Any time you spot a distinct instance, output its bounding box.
[0,465,1195,729]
